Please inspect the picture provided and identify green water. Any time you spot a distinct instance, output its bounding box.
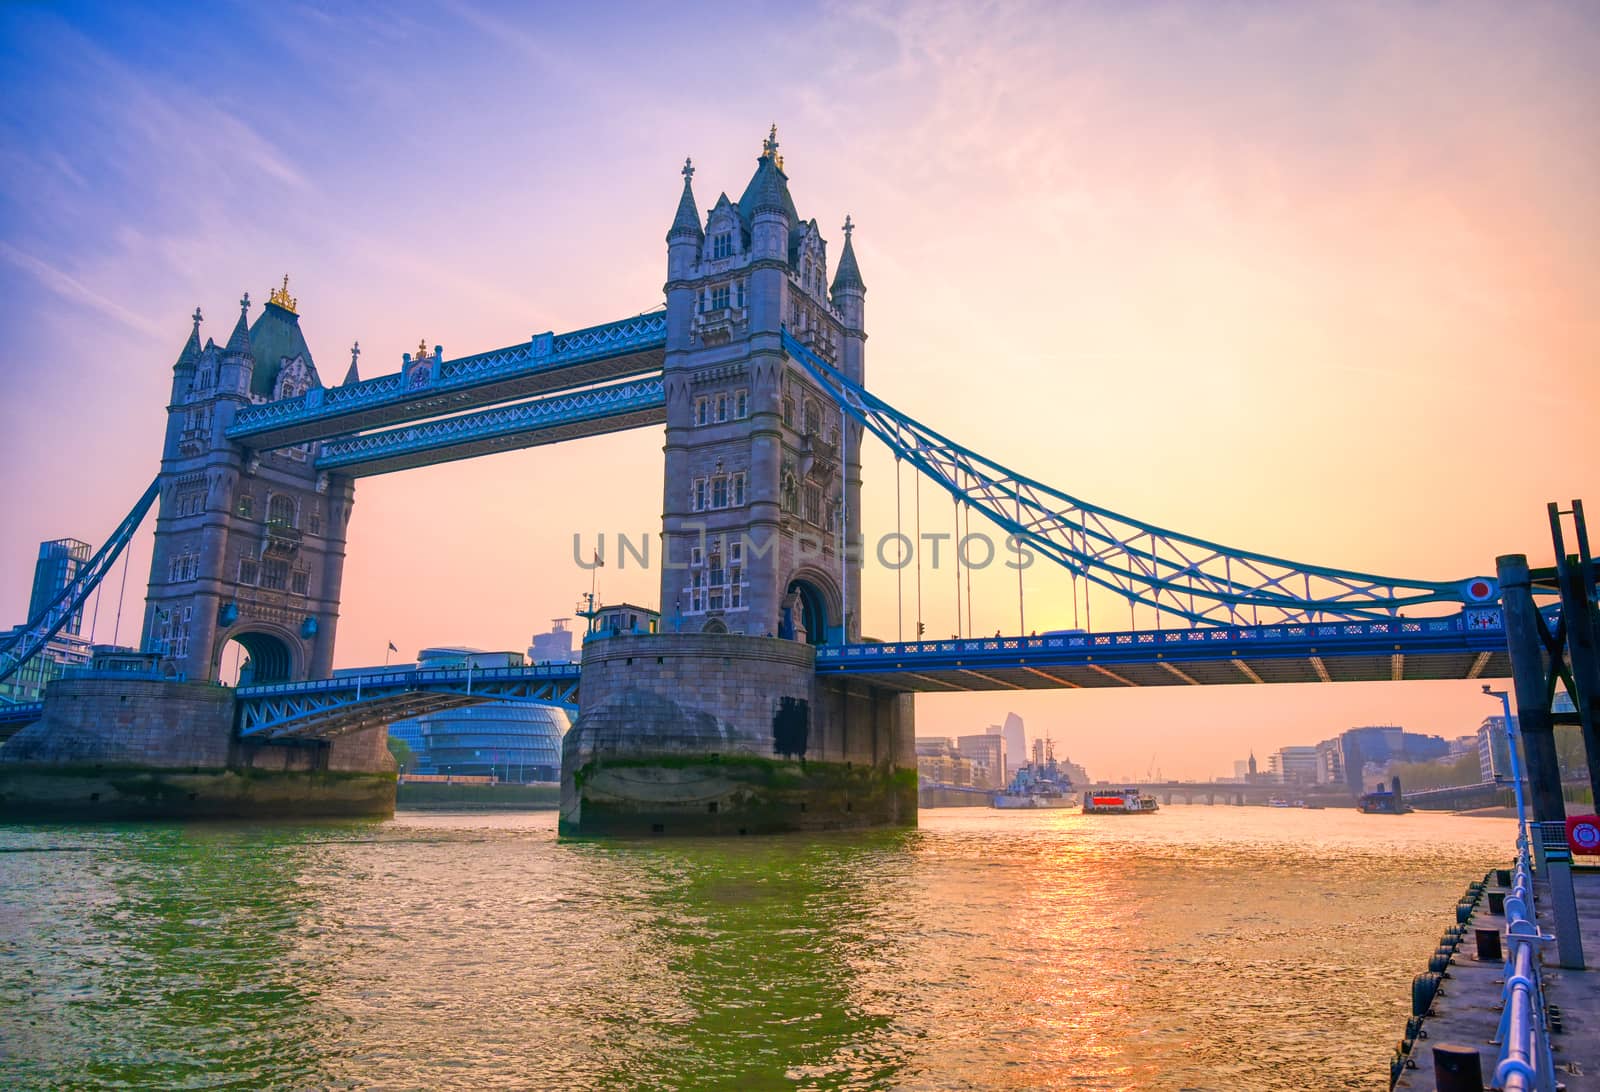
[0,807,1512,1090]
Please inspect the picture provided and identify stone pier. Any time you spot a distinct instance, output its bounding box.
[560,633,915,836]
[0,673,394,820]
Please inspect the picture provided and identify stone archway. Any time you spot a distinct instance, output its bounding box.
[785,578,830,646]
[216,627,299,685]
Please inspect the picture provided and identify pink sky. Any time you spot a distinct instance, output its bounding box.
[1,2,1595,779]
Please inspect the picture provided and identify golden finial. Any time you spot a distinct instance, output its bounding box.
[417,338,430,360]
[268,274,298,314]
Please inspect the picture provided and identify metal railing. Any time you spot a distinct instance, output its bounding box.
[1493,831,1557,1092]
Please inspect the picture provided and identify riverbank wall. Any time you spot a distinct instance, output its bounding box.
[0,677,394,820]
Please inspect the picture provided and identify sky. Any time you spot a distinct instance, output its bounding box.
[1,1,1595,781]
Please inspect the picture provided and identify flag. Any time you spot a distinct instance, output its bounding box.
[387,641,398,652]
[593,548,604,568]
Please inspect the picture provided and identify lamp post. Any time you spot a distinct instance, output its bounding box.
[1483,685,1528,844]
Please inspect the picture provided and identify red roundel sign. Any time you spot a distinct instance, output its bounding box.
[1570,816,1600,856]
[1462,578,1497,603]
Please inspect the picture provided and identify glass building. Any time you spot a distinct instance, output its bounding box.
[412,702,571,783]
[30,538,91,637]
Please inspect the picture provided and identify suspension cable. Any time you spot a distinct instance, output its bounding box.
[112,544,131,647]
[1014,494,1024,635]
[965,498,974,637]
[895,455,904,643]
[953,488,962,639]
[914,471,923,640]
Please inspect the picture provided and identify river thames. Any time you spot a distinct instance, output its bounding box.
[1,806,1512,1090]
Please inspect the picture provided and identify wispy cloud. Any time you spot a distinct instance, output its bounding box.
[0,241,165,337]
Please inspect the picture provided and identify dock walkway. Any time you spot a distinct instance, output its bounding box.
[1397,870,1599,1090]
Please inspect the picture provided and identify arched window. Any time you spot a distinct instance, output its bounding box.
[267,494,297,529]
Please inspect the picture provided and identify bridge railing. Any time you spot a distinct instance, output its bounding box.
[228,312,667,438]
[816,610,1507,663]
[1493,831,1558,1092]
[237,662,580,698]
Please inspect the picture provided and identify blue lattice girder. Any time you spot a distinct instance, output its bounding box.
[236,664,581,739]
[227,312,667,450]
[0,478,160,686]
[816,608,1520,690]
[312,375,665,476]
[0,701,45,741]
[781,330,1502,626]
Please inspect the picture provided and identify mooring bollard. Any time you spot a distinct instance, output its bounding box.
[1474,927,1502,962]
[1433,1043,1485,1091]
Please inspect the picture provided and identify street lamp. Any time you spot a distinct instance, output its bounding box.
[1482,684,1528,843]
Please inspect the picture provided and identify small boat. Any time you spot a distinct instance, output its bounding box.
[1082,788,1159,814]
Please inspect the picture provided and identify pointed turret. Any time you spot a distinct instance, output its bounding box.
[667,157,704,242]
[831,215,866,295]
[216,293,256,399]
[739,125,798,225]
[225,293,253,357]
[174,307,202,372]
[343,342,361,385]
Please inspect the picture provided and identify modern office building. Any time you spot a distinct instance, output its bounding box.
[2,538,95,704]
[1268,745,1324,786]
[957,733,1008,790]
[29,538,92,637]
[374,646,571,782]
[987,712,1027,776]
[528,618,575,664]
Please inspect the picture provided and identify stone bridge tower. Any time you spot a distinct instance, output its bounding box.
[660,127,866,644]
[564,132,912,837]
[143,281,354,683]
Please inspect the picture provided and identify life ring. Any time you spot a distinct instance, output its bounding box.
[1568,816,1600,855]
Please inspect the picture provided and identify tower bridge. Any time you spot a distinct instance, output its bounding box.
[1,128,1594,831]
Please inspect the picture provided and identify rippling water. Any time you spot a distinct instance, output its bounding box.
[0,806,1512,1090]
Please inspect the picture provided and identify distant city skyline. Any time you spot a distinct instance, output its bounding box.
[2,2,1595,779]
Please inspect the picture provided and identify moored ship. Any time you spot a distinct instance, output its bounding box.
[991,759,1076,809]
[1082,788,1160,814]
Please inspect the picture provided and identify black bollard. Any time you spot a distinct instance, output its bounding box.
[1432,1044,1485,1091]
[1488,891,1506,916]
[1474,927,1502,962]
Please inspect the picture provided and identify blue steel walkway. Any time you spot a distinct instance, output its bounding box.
[236,663,579,740]
[818,609,1512,692]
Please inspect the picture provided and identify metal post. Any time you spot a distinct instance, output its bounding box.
[1496,555,1566,824]
[1488,688,1530,846]
[1537,821,1587,970]
[1549,508,1600,804]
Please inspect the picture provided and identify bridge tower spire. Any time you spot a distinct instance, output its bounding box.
[143,286,354,684]
[657,129,863,642]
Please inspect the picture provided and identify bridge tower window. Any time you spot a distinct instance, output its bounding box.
[267,494,297,529]
[715,394,728,422]
[735,389,748,419]
[732,472,746,506]
[261,559,289,591]
[710,285,730,311]
[712,233,731,260]
[238,555,260,586]
[695,397,709,426]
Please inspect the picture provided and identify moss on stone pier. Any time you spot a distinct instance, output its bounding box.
[561,755,917,837]
[0,764,396,821]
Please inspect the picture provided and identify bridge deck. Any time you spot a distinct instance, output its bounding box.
[817,613,1510,692]
[315,376,664,476]
[226,314,666,450]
